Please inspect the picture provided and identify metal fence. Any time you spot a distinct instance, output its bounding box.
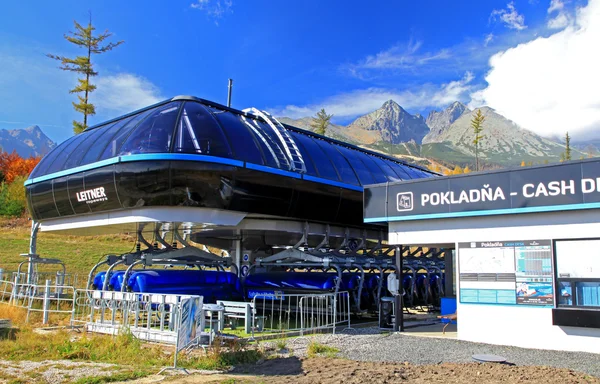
[250,291,351,336]
[71,290,206,346]
[0,278,76,324]
[8,271,87,289]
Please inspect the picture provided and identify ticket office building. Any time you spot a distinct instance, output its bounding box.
[364,159,600,353]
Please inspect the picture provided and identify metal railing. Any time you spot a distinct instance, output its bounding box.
[71,290,206,347]
[0,278,76,324]
[250,291,351,336]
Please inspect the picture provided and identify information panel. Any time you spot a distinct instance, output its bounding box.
[458,240,554,306]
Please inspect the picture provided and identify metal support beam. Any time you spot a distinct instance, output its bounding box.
[27,221,40,284]
[394,245,404,332]
[235,229,242,277]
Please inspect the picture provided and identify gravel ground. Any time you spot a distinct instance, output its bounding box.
[274,326,600,378]
[0,359,120,383]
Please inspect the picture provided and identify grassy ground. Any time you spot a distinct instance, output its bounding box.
[0,304,263,383]
[0,217,135,277]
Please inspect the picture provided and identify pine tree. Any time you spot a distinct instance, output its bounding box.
[48,14,123,134]
[564,132,572,161]
[310,108,333,136]
[471,109,486,172]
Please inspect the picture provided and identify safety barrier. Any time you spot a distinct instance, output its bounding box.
[0,278,76,324]
[250,291,351,336]
[71,290,206,348]
[10,271,87,289]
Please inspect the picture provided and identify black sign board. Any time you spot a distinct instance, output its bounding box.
[364,159,600,222]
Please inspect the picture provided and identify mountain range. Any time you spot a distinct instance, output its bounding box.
[280,100,583,169]
[1,102,585,170]
[0,125,55,158]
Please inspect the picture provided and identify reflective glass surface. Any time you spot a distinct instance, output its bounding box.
[209,108,265,165]
[334,145,375,185]
[372,157,404,182]
[62,122,115,170]
[30,140,73,178]
[289,132,317,176]
[119,103,181,155]
[174,102,232,158]
[79,116,135,166]
[313,139,359,185]
[387,162,412,179]
[292,133,339,181]
[98,108,157,161]
[44,133,90,174]
[250,121,288,169]
[354,152,387,183]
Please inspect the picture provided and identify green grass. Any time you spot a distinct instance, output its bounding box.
[0,218,134,277]
[306,341,339,358]
[73,370,150,384]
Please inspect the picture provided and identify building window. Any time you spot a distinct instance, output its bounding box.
[555,239,600,308]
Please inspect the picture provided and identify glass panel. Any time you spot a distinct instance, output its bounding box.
[209,107,265,165]
[556,240,600,279]
[252,121,288,169]
[335,146,375,185]
[558,281,573,306]
[292,134,339,181]
[119,102,181,155]
[576,282,600,307]
[372,157,404,182]
[313,139,359,185]
[355,152,387,183]
[174,102,232,158]
[79,116,135,166]
[387,162,412,180]
[98,108,157,161]
[44,133,90,174]
[289,132,317,176]
[30,136,78,177]
[62,123,115,169]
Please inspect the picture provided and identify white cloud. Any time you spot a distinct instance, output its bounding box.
[471,0,600,138]
[94,73,164,114]
[490,2,528,30]
[190,0,233,25]
[547,0,572,29]
[484,33,495,47]
[273,72,474,120]
[344,39,451,78]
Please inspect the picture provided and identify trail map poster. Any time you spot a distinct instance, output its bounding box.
[458,240,554,306]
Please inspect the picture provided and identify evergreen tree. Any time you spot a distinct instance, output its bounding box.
[564,132,572,161]
[48,14,123,134]
[310,108,333,136]
[471,109,486,172]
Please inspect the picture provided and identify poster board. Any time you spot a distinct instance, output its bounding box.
[177,296,204,351]
[458,240,554,306]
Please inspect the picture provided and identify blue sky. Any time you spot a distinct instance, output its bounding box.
[1,0,598,144]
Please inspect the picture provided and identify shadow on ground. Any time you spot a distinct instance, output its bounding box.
[230,356,303,376]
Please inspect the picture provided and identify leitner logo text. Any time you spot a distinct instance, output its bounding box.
[76,187,108,204]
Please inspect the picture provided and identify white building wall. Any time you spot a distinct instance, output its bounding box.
[389,209,600,354]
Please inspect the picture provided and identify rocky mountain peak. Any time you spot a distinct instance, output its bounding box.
[424,102,471,143]
[346,100,430,144]
[0,125,56,157]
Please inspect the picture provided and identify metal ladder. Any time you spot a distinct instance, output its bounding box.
[240,114,289,169]
[243,108,307,173]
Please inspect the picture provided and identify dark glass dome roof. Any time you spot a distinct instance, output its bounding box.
[27,96,436,188]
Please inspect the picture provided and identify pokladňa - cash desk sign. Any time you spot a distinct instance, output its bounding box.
[364,158,600,222]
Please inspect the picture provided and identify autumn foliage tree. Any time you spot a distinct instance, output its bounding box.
[0,151,41,216]
[0,151,41,183]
